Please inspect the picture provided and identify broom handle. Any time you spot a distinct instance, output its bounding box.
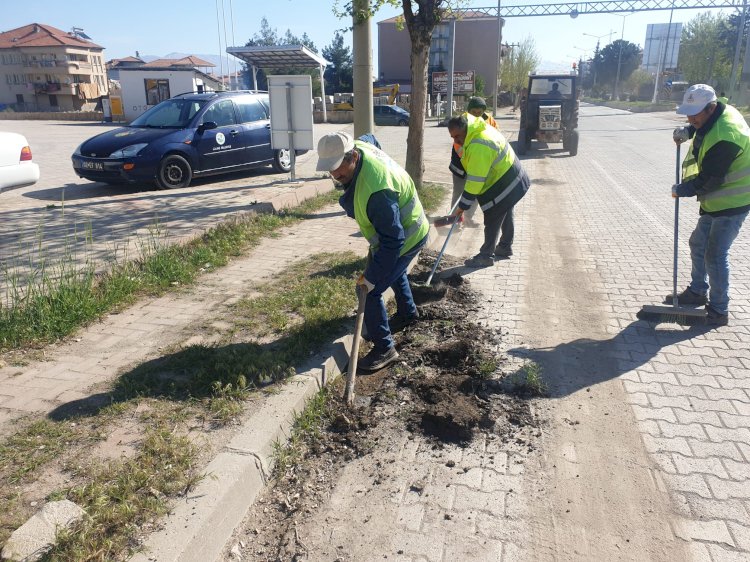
[672,144,680,309]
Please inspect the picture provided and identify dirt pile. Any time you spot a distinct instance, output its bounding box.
[227,251,542,561]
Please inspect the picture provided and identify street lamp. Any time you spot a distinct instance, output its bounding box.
[614,12,635,101]
[581,31,613,86]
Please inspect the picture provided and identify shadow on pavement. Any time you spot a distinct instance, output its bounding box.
[507,320,714,398]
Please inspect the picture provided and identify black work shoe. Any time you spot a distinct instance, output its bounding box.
[358,347,399,372]
[706,306,729,326]
[494,244,513,258]
[464,254,494,268]
[664,287,707,306]
[389,311,419,333]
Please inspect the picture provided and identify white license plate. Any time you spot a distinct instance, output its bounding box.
[82,161,104,171]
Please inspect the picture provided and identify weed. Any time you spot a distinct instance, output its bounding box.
[510,361,547,397]
[273,388,333,477]
[417,182,448,214]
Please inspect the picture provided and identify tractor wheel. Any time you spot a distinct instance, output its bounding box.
[516,129,527,155]
[567,130,579,156]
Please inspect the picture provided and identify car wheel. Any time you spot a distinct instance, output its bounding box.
[272,148,292,173]
[156,154,192,189]
[398,119,408,126]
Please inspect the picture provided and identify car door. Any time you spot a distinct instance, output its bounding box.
[234,96,274,167]
[194,99,241,172]
[373,105,383,125]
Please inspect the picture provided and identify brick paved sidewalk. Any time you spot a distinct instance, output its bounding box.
[0,192,369,436]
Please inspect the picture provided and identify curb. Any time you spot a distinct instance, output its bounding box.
[131,185,449,562]
[130,336,353,562]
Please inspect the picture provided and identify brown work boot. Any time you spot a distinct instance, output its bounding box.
[705,306,729,326]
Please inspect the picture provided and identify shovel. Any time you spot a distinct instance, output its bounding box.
[344,283,367,406]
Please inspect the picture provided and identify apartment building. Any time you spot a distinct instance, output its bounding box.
[0,23,107,112]
[377,12,502,100]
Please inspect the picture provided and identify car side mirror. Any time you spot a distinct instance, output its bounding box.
[197,121,218,133]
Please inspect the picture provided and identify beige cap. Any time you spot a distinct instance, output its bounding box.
[316,132,355,171]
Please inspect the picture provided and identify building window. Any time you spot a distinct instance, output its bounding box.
[16,94,24,104]
[49,94,58,107]
[145,79,170,105]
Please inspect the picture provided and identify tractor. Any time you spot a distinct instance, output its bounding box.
[517,72,579,156]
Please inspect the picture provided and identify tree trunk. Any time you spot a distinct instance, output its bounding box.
[406,34,430,187]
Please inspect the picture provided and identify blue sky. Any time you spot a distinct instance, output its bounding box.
[6,1,734,73]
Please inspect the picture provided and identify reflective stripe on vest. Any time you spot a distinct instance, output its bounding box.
[681,104,750,212]
[480,173,522,211]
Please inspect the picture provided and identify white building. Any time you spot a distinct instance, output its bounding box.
[116,66,222,121]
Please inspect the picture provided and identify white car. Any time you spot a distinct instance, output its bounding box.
[0,131,40,189]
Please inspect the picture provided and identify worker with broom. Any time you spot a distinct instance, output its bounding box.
[447,113,530,267]
[448,97,514,258]
[316,132,429,371]
[669,84,750,326]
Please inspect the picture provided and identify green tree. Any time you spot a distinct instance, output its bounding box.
[322,32,353,93]
[595,39,640,97]
[335,0,469,187]
[473,73,486,97]
[499,36,540,104]
[680,12,731,90]
[624,68,654,100]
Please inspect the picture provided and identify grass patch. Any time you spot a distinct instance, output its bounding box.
[43,421,201,561]
[112,252,363,422]
[417,181,448,214]
[509,361,547,397]
[272,387,334,477]
[0,191,339,352]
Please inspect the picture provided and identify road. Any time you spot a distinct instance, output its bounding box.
[448,104,750,560]
[222,103,750,561]
[3,105,750,560]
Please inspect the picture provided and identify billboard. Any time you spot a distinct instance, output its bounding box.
[432,70,475,94]
[642,23,682,74]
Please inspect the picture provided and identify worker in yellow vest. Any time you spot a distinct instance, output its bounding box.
[669,84,750,326]
[448,96,515,256]
[316,132,429,370]
[447,113,530,267]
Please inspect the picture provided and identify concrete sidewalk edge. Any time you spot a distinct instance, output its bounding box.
[130,334,353,562]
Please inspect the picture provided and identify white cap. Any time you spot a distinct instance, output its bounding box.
[316,132,354,171]
[676,84,717,116]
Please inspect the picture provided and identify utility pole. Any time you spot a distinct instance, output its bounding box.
[729,0,747,102]
[352,0,373,137]
[493,0,503,117]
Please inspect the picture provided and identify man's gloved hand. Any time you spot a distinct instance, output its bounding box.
[357,274,375,294]
[673,126,690,144]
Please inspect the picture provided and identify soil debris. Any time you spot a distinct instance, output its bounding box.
[225,250,542,561]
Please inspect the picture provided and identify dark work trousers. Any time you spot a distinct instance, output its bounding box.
[453,174,515,246]
[477,184,525,257]
[364,235,427,352]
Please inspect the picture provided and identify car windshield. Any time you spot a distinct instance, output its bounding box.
[130,99,206,128]
[529,78,574,97]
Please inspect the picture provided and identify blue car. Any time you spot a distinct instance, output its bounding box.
[373,104,410,126]
[72,91,295,189]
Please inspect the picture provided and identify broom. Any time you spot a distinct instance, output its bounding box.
[637,144,707,325]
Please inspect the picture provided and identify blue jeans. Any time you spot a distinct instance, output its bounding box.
[688,210,748,314]
[364,237,426,352]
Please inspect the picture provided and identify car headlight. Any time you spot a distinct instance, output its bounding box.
[73,143,83,156]
[109,143,148,159]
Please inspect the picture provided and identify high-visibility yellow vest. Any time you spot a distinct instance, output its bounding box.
[353,140,429,255]
[682,104,750,213]
[461,114,521,210]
